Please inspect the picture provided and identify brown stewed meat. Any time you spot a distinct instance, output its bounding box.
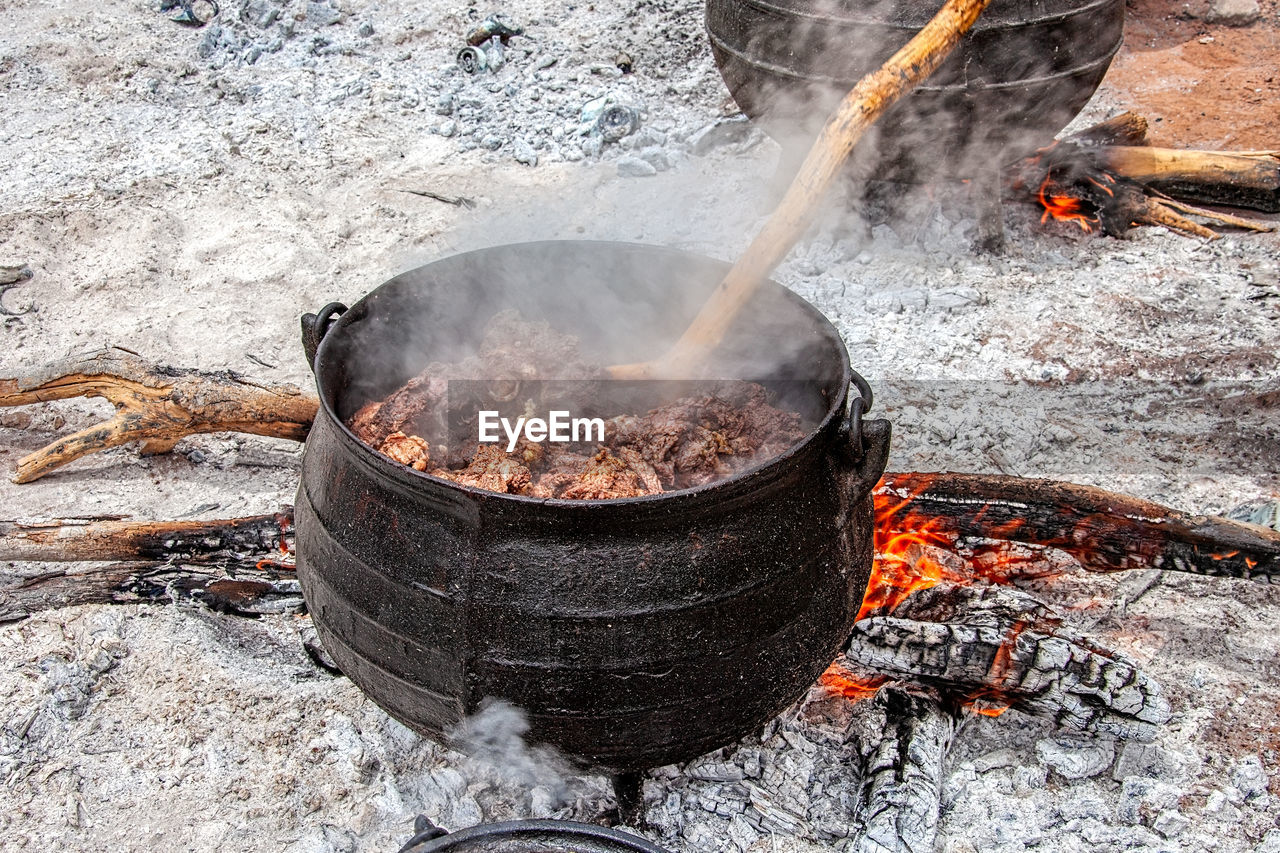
[347,313,807,499]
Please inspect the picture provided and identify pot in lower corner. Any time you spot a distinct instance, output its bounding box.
[397,819,673,853]
[294,240,890,772]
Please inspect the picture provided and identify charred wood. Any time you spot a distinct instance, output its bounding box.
[843,583,1171,741]
[0,561,301,623]
[1096,147,1280,214]
[878,473,1280,581]
[851,687,957,853]
[0,511,296,622]
[0,511,293,563]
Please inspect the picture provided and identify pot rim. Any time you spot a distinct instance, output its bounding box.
[313,240,855,508]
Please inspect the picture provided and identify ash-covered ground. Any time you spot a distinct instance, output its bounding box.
[1,0,1278,850]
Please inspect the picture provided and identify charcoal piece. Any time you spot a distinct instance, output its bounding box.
[852,688,957,853]
[842,582,1171,741]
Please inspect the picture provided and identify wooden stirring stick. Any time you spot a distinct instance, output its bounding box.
[608,0,994,380]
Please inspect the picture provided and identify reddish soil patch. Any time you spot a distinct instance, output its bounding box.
[1104,0,1280,148]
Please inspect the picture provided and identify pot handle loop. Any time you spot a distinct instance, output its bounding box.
[301,302,348,373]
[844,369,874,457]
[842,371,890,486]
[397,815,448,853]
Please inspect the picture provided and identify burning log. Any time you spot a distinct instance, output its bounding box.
[1013,110,1279,239]
[843,582,1171,742]
[0,347,317,483]
[851,687,957,853]
[1060,111,1279,213]
[877,472,1280,581]
[1015,141,1274,240]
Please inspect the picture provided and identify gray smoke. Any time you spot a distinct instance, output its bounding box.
[447,699,578,807]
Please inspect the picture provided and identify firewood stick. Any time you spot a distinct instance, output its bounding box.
[2,471,1272,615]
[877,473,1280,580]
[1065,111,1150,148]
[1157,198,1274,233]
[1132,197,1222,240]
[0,512,297,622]
[0,347,317,483]
[1096,147,1280,213]
[0,561,301,623]
[607,0,993,380]
[5,367,1275,584]
[0,511,293,563]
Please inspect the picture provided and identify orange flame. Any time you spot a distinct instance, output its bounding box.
[860,492,965,620]
[864,479,1047,619]
[1038,175,1097,232]
[835,478,1081,715]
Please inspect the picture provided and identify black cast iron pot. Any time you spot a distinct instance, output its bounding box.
[295,241,890,772]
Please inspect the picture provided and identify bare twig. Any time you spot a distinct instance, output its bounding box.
[398,188,477,209]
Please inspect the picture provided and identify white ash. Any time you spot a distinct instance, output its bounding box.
[2,0,1280,849]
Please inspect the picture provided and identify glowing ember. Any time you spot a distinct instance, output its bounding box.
[255,512,295,572]
[820,663,888,701]
[963,697,1011,717]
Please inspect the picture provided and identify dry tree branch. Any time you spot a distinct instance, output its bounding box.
[0,347,317,483]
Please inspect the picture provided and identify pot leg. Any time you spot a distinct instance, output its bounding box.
[612,771,645,827]
[973,162,1005,254]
